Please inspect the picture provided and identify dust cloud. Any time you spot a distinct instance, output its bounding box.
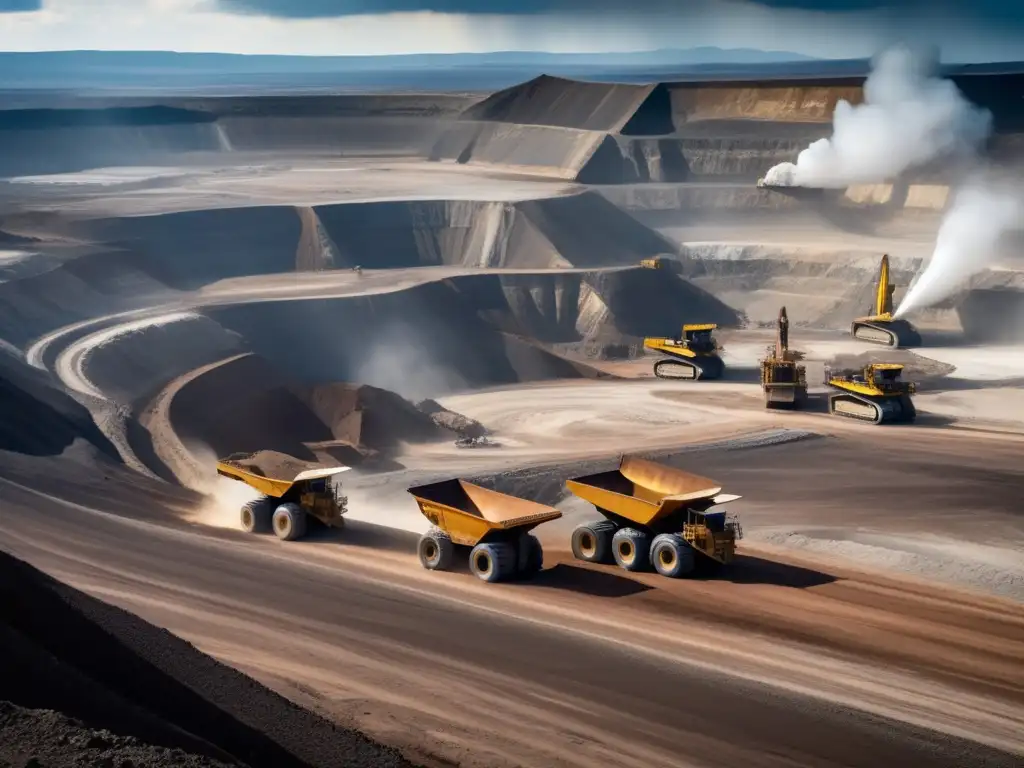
[180,440,260,529]
[354,321,467,401]
[896,179,1024,317]
[762,45,991,188]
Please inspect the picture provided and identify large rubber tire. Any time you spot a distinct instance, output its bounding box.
[650,534,696,578]
[517,534,544,578]
[570,520,617,564]
[612,528,651,572]
[272,503,307,542]
[240,497,273,534]
[469,542,517,583]
[418,529,455,571]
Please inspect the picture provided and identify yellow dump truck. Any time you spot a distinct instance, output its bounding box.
[851,254,921,348]
[760,306,807,408]
[216,454,349,541]
[565,456,742,578]
[643,324,724,380]
[407,478,562,583]
[825,363,917,424]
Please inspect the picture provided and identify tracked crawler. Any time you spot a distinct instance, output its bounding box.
[851,254,922,348]
[644,324,725,380]
[825,363,917,425]
[565,456,742,579]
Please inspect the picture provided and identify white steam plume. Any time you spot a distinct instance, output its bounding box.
[895,181,1023,318]
[762,45,992,188]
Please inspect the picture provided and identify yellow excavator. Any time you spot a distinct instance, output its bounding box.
[851,254,921,348]
[760,306,807,408]
[825,363,917,424]
[643,324,724,380]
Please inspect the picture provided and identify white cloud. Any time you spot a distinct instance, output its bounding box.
[0,0,1018,59]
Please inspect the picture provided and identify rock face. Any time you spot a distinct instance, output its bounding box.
[0,701,234,768]
[416,399,488,438]
[0,348,118,459]
[168,353,487,470]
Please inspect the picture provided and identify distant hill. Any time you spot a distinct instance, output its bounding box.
[0,49,1020,96]
[0,48,817,92]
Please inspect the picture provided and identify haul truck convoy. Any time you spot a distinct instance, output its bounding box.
[216,454,349,541]
[566,456,742,578]
[218,454,742,583]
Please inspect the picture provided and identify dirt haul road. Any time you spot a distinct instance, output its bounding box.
[1,425,1022,768]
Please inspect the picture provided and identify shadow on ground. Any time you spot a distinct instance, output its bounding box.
[529,562,654,597]
[694,553,838,588]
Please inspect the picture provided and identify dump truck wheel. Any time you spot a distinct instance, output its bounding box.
[517,534,544,578]
[612,528,651,572]
[469,542,516,583]
[240,497,272,534]
[418,530,454,571]
[272,503,307,541]
[570,520,616,564]
[650,534,696,578]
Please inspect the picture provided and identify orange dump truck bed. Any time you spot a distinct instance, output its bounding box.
[407,479,562,547]
[565,456,737,527]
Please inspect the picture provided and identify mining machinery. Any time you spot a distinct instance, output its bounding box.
[760,306,808,408]
[407,479,562,583]
[825,363,917,424]
[217,455,349,541]
[566,456,742,578]
[851,254,921,348]
[643,324,724,380]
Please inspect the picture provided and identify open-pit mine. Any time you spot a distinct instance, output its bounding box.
[1,69,1023,768]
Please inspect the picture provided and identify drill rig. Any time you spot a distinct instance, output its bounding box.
[644,324,724,380]
[760,307,807,408]
[851,254,921,348]
[825,363,917,424]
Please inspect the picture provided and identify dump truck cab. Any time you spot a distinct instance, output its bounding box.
[683,507,741,565]
[216,455,349,541]
[643,324,724,380]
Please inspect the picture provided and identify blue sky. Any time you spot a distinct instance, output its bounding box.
[0,1,1020,61]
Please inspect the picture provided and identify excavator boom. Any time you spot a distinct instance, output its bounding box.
[852,254,920,348]
[874,254,895,317]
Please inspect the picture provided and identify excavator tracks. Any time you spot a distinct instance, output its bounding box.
[654,356,723,381]
[829,393,916,424]
[851,321,922,348]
